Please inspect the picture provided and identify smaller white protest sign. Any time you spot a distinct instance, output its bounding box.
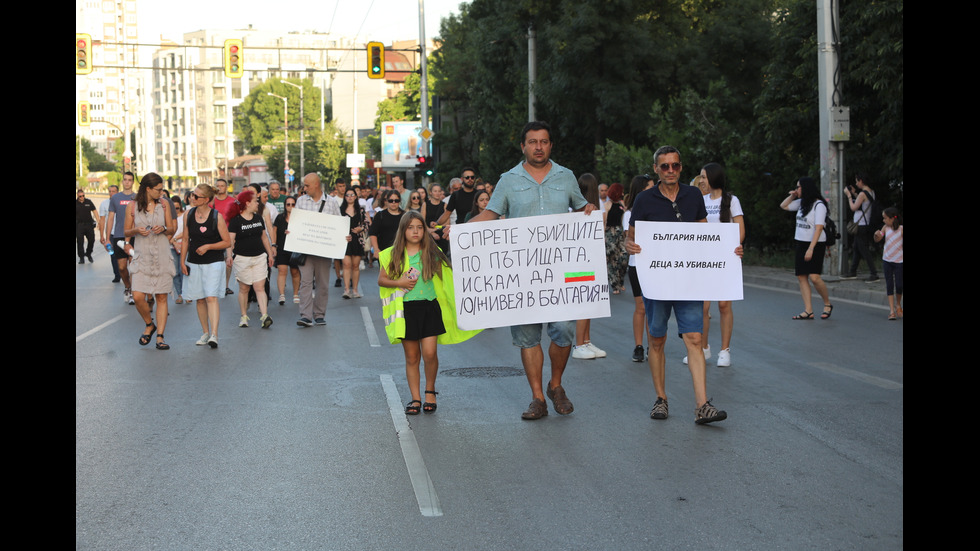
[283,208,349,259]
[451,211,610,330]
[634,221,743,301]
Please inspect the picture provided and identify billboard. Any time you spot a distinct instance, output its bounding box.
[380,121,432,169]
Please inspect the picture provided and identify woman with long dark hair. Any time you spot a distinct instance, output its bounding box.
[463,189,491,223]
[341,188,367,298]
[780,177,833,320]
[124,172,176,349]
[273,196,300,305]
[690,163,745,367]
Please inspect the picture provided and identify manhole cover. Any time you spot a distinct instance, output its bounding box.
[440,366,524,378]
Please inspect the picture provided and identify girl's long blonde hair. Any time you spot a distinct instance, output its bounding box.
[386,210,449,282]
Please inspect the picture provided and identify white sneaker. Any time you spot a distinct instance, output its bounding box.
[716,348,731,367]
[208,334,218,348]
[278,294,286,305]
[293,295,300,304]
[585,342,606,358]
[683,345,711,365]
[196,333,210,346]
[571,345,596,360]
[239,315,249,327]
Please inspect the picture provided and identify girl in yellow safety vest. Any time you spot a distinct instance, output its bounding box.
[378,211,480,416]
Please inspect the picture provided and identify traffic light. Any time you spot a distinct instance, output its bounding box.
[416,155,434,177]
[367,41,385,79]
[76,33,93,75]
[224,39,244,78]
[78,101,91,126]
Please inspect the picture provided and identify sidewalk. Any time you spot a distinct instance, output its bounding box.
[743,265,890,308]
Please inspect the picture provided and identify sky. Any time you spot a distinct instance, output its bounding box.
[139,0,465,50]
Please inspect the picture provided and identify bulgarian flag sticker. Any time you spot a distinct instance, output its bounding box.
[564,271,596,283]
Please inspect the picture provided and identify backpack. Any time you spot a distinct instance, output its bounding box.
[821,200,839,247]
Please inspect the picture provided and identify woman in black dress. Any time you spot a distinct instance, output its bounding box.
[341,189,367,298]
[273,196,300,304]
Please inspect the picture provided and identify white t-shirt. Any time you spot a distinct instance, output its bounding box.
[787,198,827,242]
[703,194,743,223]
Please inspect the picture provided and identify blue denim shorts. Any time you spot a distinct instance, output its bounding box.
[510,320,575,349]
[643,298,704,338]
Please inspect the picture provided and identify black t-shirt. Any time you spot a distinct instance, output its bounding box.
[369,209,403,252]
[228,214,267,257]
[75,198,97,225]
[447,187,477,218]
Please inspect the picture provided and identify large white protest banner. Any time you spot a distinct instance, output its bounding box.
[450,211,610,330]
[634,221,743,301]
[283,208,349,259]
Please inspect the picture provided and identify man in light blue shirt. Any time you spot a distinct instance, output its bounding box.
[470,121,593,420]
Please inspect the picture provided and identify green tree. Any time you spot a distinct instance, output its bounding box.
[75,137,90,188]
[308,122,353,183]
[236,78,323,154]
[78,137,116,172]
[594,140,654,186]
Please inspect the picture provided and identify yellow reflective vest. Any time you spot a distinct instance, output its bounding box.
[378,247,482,345]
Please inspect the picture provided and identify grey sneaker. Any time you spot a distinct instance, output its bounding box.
[314,317,327,326]
[650,397,668,420]
[297,318,313,327]
[195,333,210,346]
[632,345,645,362]
[695,399,727,425]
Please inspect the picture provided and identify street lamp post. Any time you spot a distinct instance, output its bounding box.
[280,80,304,178]
[268,92,289,186]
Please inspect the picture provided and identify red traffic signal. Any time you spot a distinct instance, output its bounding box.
[224,39,244,78]
[76,33,93,75]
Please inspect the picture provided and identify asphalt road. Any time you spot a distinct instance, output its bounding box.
[76,245,903,550]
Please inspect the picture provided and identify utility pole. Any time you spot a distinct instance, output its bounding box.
[817,0,848,275]
[418,0,430,187]
[281,80,304,178]
[528,24,536,122]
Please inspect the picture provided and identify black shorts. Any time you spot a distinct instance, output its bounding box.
[403,299,446,341]
[794,240,827,276]
[628,265,643,297]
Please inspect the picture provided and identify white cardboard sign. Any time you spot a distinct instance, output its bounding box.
[450,211,611,330]
[634,221,743,301]
[283,208,349,259]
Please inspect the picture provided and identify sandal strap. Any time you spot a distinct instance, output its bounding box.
[424,390,438,395]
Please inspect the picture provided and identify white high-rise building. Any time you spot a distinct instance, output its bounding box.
[151,27,352,186]
[75,0,140,165]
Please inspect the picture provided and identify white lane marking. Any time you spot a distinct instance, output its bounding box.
[76,314,128,343]
[380,374,443,517]
[808,362,903,390]
[361,307,382,347]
